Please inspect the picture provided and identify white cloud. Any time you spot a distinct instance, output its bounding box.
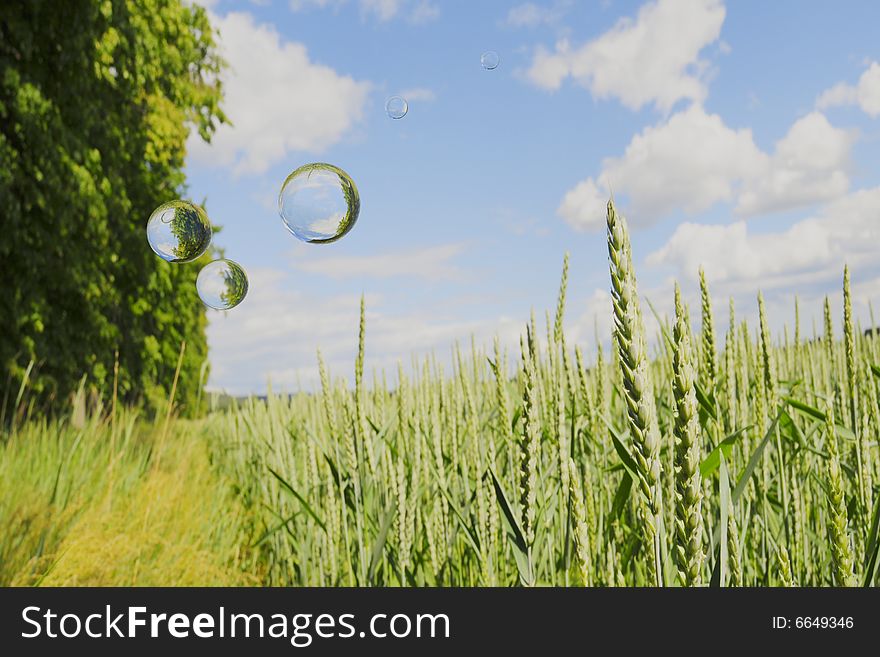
[292,243,467,281]
[506,1,570,28]
[289,0,345,13]
[524,0,726,113]
[507,3,550,27]
[205,268,367,393]
[641,212,880,360]
[558,106,853,230]
[397,87,436,102]
[205,267,524,395]
[188,12,370,176]
[289,0,438,23]
[647,187,880,290]
[559,105,763,230]
[566,287,614,351]
[409,0,439,24]
[557,178,610,232]
[816,82,858,110]
[816,61,880,117]
[647,220,828,288]
[736,111,853,215]
[360,0,403,21]
[861,64,880,116]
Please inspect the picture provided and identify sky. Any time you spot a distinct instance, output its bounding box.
[184,0,880,395]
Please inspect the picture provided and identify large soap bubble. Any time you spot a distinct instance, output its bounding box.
[146,200,212,263]
[196,259,249,310]
[279,163,360,244]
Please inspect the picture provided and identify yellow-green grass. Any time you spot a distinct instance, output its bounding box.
[0,397,254,586]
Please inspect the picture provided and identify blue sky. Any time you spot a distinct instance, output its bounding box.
[186,0,880,394]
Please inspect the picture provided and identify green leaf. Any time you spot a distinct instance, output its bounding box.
[700,426,751,478]
[710,452,732,587]
[321,453,356,512]
[267,466,327,533]
[488,469,532,585]
[600,414,638,478]
[783,396,825,422]
[610,472,633,520]
[366,415,395,441]
[863,490,880,587]
[511,406,523,433]
[488,469,527,551]
[778,410,804,447]
[322,452,342,487]
[694,382,718,423]
[710,412,781,564]
[440,486,482,559]
[251,512,298,548]
[732,412,780,503]
[719,451,730,586]
[368,506,396,584]
[782,397,856,440]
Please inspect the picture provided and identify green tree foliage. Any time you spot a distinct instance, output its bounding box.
[0,0,226,416]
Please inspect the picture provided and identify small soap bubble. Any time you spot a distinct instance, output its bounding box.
[481,50,500,70]
[146,200,212,263]
[196,259,249,310]
[278,163,360,244]
[385,95,408,119]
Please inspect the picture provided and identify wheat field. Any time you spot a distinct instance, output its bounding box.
[2,200,878,587]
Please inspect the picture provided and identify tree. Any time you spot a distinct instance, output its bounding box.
[0,0,226,417]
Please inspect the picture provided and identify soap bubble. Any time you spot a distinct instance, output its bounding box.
[481,50,500,70]
[278,163,360,244]
[196,259,249,310]
[146,200,212,263]
[385,95,408,119]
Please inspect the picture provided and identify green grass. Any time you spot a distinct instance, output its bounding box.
[2,199,879,587]
[0,384,254,586]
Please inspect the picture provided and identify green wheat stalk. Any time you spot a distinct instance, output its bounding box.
[606,198,664,586]
[699,267,717,391]
[568,457,591,586]
[672,283,704,586]
[824,404,856,587]
[519,332,540,550]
